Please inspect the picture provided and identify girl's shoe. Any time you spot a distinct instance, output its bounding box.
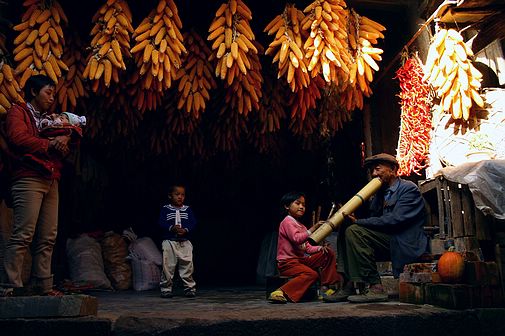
[268,289,287,304]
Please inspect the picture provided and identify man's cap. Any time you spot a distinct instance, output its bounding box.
[364,153,399,169]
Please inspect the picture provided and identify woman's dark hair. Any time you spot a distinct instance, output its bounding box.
[23,75,55,102]
[280,191,305,216]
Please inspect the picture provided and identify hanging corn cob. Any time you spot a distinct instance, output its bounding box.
[0,59,24,115]
[248,79,285,153]
[1,14,24,115]
[130,0,185,112]
[224,41,263,116]
[256,78,286,134]
[207,0,257,85]
[211,105,248,152]
[52,33,87,113]
[289,74,325,120]
[345,10,386,109]
[395,56,432,176]
[319,84,352,134]
[300,0,351,84]
[175,30,216,118]
[12,0,68,87]
[87,74,140,142]
[264,4,310,92]
[83,0,133,92]
[423,28,484,120]
[289,104,317,137]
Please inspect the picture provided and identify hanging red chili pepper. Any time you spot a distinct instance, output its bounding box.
[394,56,432,176]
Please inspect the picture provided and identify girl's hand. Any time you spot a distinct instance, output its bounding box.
[320,245,331,254]
[309,220,327,234]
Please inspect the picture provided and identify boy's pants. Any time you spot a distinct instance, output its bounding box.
[160,240,196,293]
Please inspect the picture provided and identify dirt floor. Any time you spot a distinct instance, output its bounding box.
[92,287,505,336]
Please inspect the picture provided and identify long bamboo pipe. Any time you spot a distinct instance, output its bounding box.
[308,177,383,245]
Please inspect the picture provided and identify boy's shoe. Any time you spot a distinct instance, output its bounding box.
[160,291,173,298]
[347,284,388,303]
[322,286,355,303]
[268,289,287,304]
[184,290,196,298]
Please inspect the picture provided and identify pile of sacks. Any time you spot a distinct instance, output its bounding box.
[66,229,162,291]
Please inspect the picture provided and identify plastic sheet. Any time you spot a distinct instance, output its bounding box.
[440,160,505,219]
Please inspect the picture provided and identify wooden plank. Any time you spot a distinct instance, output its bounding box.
[442,179,453,238]
[461,184,476,236]
[436,177,446,237]
[476,209,492,240]
[449,182,464,238]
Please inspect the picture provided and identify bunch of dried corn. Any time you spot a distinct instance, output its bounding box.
[83,0,133,92]
[52,33,87,112]
[130,0,185,112]
[319,84,352,134]
[345,10,385,109]
[300,0,351,84]
[0,59,24,115]
[289,105,317,137]
[264,4,309,92]
[223,41,263,116]
[423,28,484,120]
[175,30,216,117]
[12,0,68,87]
[289,74,325,120]
[211,106,248,152]
[207,0,257,85]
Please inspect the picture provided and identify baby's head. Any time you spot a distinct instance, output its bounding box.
[61,112,86,126]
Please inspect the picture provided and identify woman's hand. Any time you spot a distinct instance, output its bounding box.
[49,135,70,155]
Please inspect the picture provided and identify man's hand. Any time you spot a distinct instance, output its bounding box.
[49,135,70,155]
[341,212,357,224]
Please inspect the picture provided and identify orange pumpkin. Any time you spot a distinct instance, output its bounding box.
[438,249,465,283]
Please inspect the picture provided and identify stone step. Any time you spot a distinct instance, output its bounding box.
[0,294,97,319]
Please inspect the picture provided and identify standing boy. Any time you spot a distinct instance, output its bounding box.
[158,184,197,298]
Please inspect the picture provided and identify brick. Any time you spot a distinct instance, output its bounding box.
[403,263,435,273]
[399,282,425,304]
[431,272,442,283]
[464,261,488,285]
[425,284,476,309]
[399,272,432,283]
[485,262,500,286]
[380,275,399,297]
[430,238,447,256]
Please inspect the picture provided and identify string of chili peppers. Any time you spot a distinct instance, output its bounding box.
[394,54,433,176]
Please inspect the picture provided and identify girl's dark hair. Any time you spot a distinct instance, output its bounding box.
[280,191,305,215]
[23,75,55,102]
